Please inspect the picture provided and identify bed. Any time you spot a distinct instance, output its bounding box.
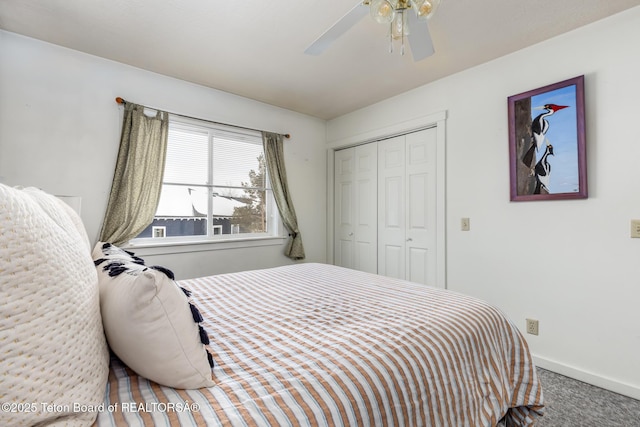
[0,185,543,427]
[95,263,543,426]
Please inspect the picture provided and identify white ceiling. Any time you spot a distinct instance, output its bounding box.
[1,0,638,120]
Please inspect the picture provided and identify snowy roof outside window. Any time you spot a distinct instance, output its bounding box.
[155,186,248,219]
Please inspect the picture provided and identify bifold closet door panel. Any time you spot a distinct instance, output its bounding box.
[378,128,437,286]
[378,136,406,280]
[334,143,377,273]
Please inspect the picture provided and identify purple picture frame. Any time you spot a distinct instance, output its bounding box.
[508,75,587,201]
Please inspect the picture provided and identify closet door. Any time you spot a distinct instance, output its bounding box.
[405,129,437,285]
[334,143,377,273]
[378,128,437,285]
[334,148,355,269]
[377,136,406,279]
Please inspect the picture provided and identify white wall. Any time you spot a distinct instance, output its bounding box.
[0,30,328,278]
[328,7,640,399]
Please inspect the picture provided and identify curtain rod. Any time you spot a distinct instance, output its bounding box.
[115,97,290,139]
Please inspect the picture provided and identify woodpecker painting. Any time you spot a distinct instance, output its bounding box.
[533,143,554,194]
[522,104,568,169]
[509,76,585,200]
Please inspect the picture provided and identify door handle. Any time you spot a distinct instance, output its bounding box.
[406,238,413,242]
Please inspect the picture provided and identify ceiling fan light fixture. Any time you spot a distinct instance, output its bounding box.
[303,0,438,61]
[370,0,396,24]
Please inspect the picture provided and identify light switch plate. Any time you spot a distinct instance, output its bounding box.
[631,220,640,238]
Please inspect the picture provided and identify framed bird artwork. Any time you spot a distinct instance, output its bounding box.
[508,75,587,201]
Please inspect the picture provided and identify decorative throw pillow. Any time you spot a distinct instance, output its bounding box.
[93,242,215,389]
[0,184,109,427]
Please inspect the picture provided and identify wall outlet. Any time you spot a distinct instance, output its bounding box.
[631,220,640,238]
[526,319,539,335]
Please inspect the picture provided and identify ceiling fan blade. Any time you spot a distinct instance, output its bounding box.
[304,3,368,56]
[407,13,435,61]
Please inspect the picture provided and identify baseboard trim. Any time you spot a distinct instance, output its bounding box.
[534,355,640,401]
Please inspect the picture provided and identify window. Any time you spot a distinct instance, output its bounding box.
[151,226,166,238]
[133,117,280,246]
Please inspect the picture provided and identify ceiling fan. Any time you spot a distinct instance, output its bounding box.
[304,0,441,62]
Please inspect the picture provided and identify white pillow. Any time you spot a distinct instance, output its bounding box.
[93,242,215,389]
[0,185,109,427]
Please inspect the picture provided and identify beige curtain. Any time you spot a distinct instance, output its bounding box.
[99,102,169,245]
[262,132,305,260]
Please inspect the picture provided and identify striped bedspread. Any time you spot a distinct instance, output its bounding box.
[95,263,543,426]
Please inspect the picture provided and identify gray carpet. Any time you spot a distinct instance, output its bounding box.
[536,368,640,426]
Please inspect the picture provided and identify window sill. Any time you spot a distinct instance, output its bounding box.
[123,235,287,257]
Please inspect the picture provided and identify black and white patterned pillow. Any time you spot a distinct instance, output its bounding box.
[93,242,215,388]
